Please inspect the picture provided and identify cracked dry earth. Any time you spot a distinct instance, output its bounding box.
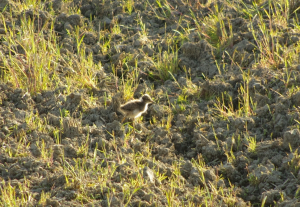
[2,0,300,206]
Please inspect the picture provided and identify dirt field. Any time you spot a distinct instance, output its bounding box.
[1,0,300,206]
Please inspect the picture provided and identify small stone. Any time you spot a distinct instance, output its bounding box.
[143,166,155,184]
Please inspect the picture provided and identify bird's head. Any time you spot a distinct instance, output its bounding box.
[141,94,153,104]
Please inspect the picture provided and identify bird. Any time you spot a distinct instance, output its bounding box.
[119,94,153,131]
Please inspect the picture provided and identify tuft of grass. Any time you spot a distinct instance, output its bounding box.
[3,132,30,158]
[288,146,300,176]
[38,190,51,205]
[123,0,135,15]
[247,0,300,69]
[0,178,33,206]
[151,46,179,81]
[120,61,140,101]
[212,68,257,120]
[246,135,257,154]
[1,12,58,93]
[191,4,233,54]
[36,138,53,166]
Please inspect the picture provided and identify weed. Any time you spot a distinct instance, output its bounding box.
[151,46,179,81]
[123,0,135,15]
[38,190,51,205]
[0,178,33,206]
[288,146,300,175]
[246,135,257,153]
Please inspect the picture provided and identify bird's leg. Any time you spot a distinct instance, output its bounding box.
[133,121,135,134]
